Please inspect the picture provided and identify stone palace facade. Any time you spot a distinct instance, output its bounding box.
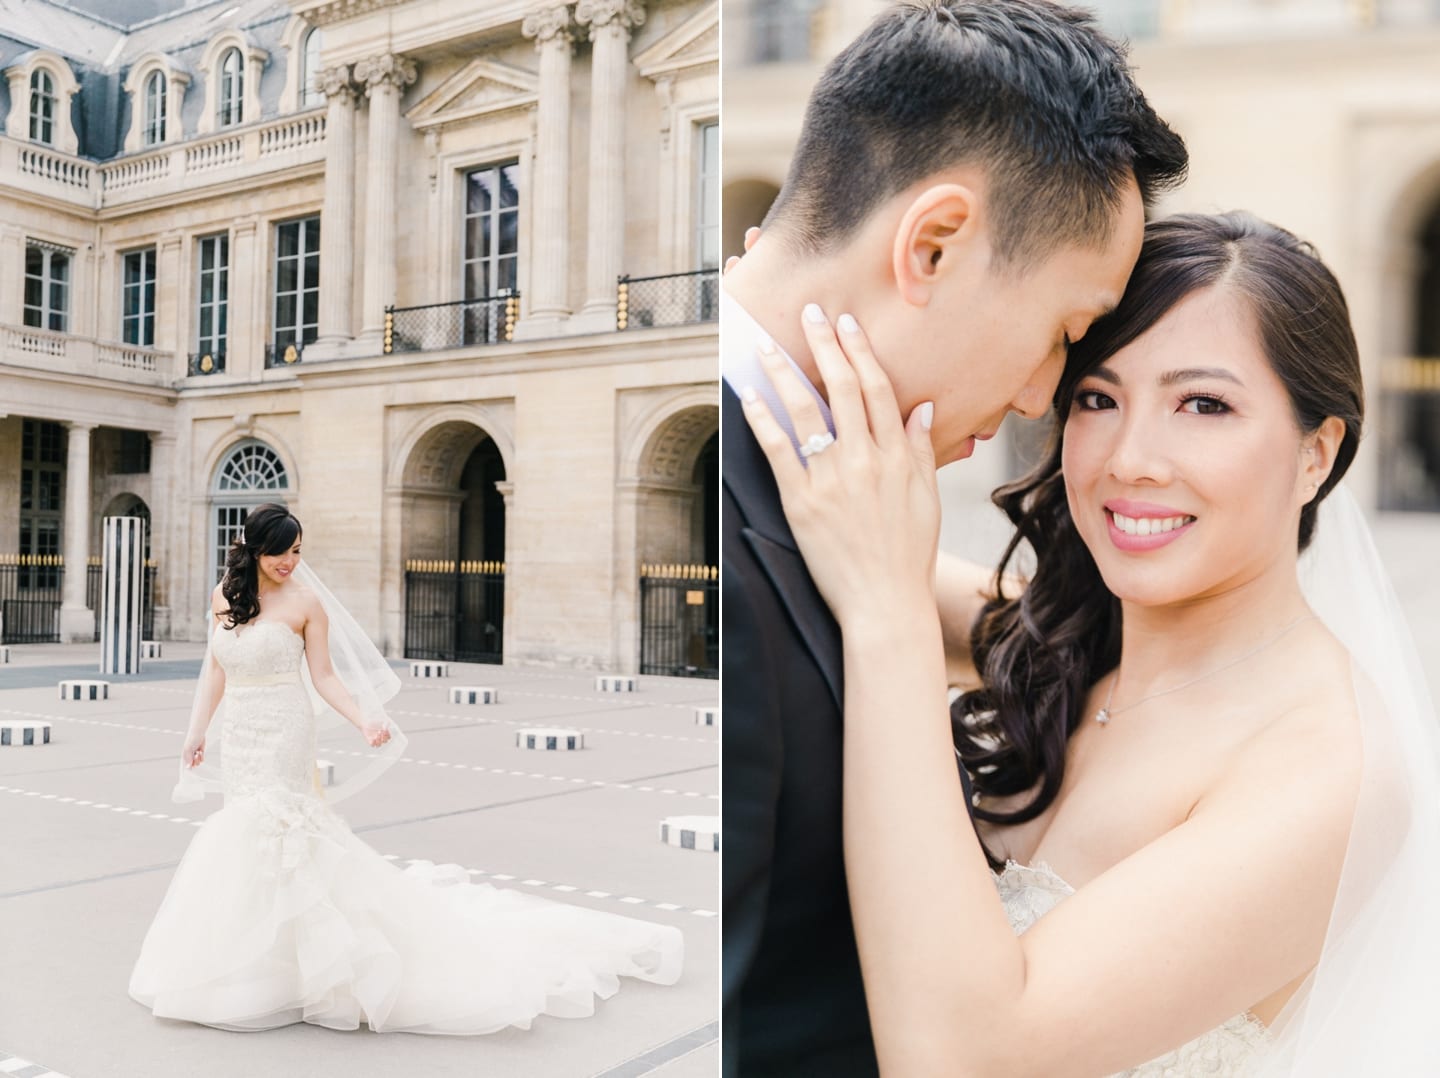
[0,0,719,673]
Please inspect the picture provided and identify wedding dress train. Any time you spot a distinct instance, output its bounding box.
[128,618,684,1033]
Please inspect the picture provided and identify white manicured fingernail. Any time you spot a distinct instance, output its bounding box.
[918,402,934,430]
[756,334,777,355]
[802,302,827,325]
[837,313,859,334]
[741,385,758,403]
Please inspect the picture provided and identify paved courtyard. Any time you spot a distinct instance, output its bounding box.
[0,645,718,1078]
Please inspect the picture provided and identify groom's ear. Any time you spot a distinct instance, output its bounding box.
[892,182,983,308]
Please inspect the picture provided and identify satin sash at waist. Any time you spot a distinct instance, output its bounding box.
[225,671,302,688]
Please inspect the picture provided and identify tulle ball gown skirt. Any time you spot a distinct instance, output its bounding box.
[127,785,684,1034]
[128,626,682,1034]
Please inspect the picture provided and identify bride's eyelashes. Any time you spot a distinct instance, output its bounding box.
[1070,386,1235,416]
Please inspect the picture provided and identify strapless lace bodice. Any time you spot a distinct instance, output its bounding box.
[994,861,1271,1076]
[211,621,317,800]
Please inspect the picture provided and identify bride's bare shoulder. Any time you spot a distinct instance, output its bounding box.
[1234,628,1362,800]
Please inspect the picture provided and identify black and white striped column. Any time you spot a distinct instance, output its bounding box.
[100,516,146,675]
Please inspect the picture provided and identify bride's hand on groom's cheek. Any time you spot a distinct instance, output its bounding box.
[739,306,943,628]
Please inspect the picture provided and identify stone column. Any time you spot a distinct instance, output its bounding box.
[154,231,182,354]
[0,225,24,325]
[310,65,359,359]
[148,431,175,637]
[354,53,418,349]
[574,0,644,332]
[228,216,259,378]
[59,421,94,642]
[516,4,574,337]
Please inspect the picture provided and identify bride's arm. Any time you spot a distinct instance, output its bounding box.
[182,586,229,763]
[299,595,388,742]
[739,311,1358,1077]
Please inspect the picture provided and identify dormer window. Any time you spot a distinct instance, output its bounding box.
[144,70,167,145]
[29,69,56,144]
[218,47,243,126]
[300,28,322,108]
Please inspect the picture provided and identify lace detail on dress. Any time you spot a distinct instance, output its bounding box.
[992,860,1271,1077]
[212,622,317,799]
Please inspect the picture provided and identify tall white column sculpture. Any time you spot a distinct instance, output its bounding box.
[517,4,575,338]
[311,64,359,359]
[354,53,418,349]
[100,516,146,674]
[59,421,94,643]
[575,0,645,332]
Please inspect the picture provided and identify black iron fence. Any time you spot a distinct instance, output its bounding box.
[0,556,62,643]
[0,558,159,644]
[86,561,158,642]
[638,564,718,679]
[403,560,504,664]
[617,270,719,331]
[384,293,519,354]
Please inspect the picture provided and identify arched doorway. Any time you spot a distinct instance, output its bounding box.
[1382,191,1440,511]
[633,404,719,677]
[398,420,508,663]
[209,440,290,584]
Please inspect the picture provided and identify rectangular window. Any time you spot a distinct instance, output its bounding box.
[23,242,71,332]
[122,248,157,347]
[461,162,519,344]
[695,121,719,270]
[214,506,249,584]
[19,419,64,591]
[197,233,230,363]
[273,216,320,358]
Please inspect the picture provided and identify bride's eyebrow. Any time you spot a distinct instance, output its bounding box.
[1159,366,1244,387]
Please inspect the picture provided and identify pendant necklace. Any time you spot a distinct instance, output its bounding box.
[1095,612,1316,726]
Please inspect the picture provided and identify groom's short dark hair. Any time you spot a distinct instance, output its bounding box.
[764,0,1188,271]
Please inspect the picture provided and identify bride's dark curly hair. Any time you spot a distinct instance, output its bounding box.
[220,503,302,628]
[955,212,1364,867]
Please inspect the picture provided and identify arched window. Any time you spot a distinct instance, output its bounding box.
[211,441,289,582]
[218,48,244,127]
[300,28,323,108]
[143,70,167,145]
[29,70,56,145]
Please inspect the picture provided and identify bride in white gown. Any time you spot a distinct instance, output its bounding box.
[129,504,682,1034]
[737,212,1440,1075]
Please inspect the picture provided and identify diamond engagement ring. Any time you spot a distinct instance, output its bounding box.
[798,432,836,458]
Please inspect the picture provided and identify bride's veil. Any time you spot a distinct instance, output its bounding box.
[171,559,408,806]
[1257,484,1440,1073]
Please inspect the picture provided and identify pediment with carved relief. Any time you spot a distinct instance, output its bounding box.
[405,59,538,129]
[634,4,718,80]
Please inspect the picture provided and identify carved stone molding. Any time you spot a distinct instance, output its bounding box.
[354,53,418,96]
[577,0,646,37]
[522,4,574,49]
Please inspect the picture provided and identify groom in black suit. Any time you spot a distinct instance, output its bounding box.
[721,3,1188,1075]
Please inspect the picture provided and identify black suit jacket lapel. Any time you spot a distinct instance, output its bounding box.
[723,382,844,713]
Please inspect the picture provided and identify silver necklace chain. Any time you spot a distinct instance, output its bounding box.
[1095,612,1317,726]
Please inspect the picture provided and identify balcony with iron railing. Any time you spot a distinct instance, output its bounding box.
[617,270,719,330]
[383,293,520,354]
